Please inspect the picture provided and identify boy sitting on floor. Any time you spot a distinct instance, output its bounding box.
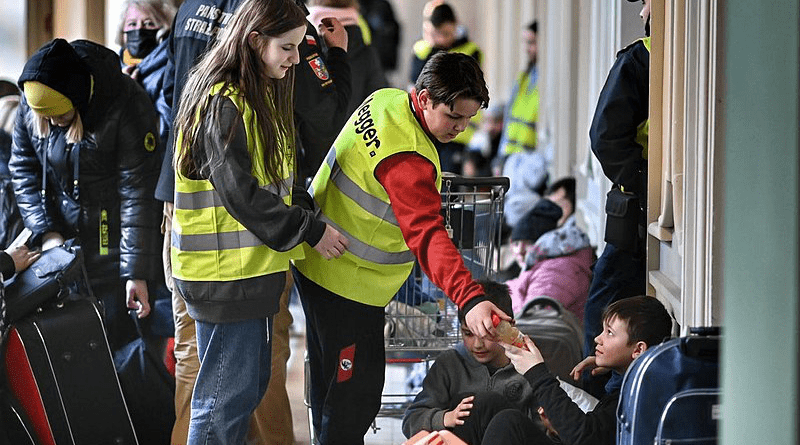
[484,296,672,445]
[402,280,538,445]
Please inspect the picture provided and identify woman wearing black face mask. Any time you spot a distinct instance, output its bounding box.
[117,0,176,158]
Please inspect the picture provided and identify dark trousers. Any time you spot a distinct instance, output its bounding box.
[294,270,386,445]
[452,392,518,444]
[480,408,556,445]
[582,243,646,396]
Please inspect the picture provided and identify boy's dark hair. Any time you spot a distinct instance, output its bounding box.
[429,3,456,27]
[415,52,489,111]
[527,20,538,34]
[602,296,672,348]
[545,177,576,211]
[459,280,512,324]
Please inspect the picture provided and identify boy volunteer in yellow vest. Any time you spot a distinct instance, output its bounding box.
[293,52,509,445]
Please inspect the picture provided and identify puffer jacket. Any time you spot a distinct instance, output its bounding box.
[11,39,162,283]
[507,247,593,320]
[120,37,171,153]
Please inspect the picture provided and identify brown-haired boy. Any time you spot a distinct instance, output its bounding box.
[482,296,672,445]
[402,280,537,445]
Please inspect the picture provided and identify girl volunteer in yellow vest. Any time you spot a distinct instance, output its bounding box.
[169,0,347,442]
[293,52,510,444]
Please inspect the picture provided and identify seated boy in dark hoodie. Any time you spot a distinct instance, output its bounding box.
[402,280,539,445]
[483,296,672,445]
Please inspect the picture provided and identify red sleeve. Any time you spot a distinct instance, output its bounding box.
[375,152,484,308]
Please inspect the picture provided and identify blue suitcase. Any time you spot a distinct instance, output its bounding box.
[617,328,721,445]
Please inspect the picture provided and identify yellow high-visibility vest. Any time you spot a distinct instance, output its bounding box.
[171,83,302,282]
[294,88,442,306]
[501,69,539,155]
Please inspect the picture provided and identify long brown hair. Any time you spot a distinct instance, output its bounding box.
[173,0,305,189]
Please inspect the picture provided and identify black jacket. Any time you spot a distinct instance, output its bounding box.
[525,363,618,445]
[11,40,162,282]
[589,39,649,196]
[343,24,388,116]
[155,0,352,201]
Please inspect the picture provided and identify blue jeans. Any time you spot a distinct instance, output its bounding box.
[188,317,273,445]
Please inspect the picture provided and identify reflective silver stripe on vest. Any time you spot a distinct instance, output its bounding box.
[317,212,414,265]
[174,175,293,210]
[323,149,399,226]
[171,229,264,251]
[507,116,537,130]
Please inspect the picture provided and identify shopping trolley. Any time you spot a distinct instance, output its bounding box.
[304,175,510,443]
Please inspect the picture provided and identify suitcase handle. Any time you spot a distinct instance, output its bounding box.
[688,326,722,336]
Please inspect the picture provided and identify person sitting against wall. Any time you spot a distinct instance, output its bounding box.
[505,178,593,321]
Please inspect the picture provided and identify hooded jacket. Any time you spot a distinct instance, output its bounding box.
[402,343,538,437]
[11,39,162,282]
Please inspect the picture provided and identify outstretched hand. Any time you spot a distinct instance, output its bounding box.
[502,335,544,375]
[464,300,510,340]
[313,224,349,260]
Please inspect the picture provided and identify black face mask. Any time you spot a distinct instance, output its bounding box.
[125,28,159,58]
[645,15,651,37]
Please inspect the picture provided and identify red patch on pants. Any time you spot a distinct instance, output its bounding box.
[337,344,356,383]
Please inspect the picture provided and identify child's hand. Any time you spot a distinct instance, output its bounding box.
[570,356,609,381]
[6,245,40,272]
[502,335,544,375]
[443,395,474,428]
[538,407,559,438]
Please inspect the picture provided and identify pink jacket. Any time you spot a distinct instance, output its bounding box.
[507,247,593,320]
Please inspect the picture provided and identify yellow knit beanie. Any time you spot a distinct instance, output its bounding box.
[23,81,74,117]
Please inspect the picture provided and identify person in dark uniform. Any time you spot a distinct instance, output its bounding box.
[155,0,352,443]
[582,0,651,398]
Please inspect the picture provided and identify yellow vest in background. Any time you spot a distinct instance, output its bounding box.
[294,88,442,307]
[502,70,539,155]
[171,83,302,282]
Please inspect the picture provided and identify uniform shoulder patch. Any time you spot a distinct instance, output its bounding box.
[308,56,330,82]
[144,131,156,152]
